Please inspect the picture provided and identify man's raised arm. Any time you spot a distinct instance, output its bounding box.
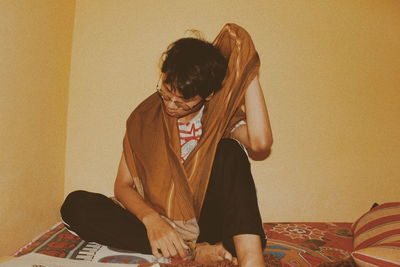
[230,77,273,160]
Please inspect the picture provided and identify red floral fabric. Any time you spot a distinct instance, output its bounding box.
[265,222,353,266]
[16,222,353,266]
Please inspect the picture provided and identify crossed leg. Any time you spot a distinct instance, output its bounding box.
[60,139,266,266]
[196,138,266,266]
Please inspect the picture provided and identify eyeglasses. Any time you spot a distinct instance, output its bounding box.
[156,81,203,111]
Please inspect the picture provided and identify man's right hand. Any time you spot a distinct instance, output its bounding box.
[142,212,188,259]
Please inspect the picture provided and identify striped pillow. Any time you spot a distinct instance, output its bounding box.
[351,202,400,266]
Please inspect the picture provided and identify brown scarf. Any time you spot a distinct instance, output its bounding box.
[123,23,260,239]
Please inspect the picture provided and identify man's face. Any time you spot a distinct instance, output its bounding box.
[157,82,205,119]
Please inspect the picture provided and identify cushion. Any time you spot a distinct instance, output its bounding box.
[351,202,400,266]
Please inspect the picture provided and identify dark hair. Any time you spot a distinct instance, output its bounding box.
[161,38,227,99]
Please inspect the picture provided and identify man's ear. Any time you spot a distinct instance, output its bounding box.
[205,92,214,101]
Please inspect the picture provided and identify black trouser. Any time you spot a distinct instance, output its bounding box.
[60,139,266,256]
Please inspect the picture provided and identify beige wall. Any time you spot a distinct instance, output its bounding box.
[65,0,400,222]
[0,1,75,255]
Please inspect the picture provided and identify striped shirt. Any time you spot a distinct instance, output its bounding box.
[178,106,246,162]
[178,107,204,162]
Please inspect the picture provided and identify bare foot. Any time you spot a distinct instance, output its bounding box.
[194,242,233,263]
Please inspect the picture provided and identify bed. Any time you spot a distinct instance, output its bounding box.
[13,222,351,266]
[12,202,400,266]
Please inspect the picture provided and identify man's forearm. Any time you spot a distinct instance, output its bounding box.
[231,77,273,157]
[244,77,273,152]
[115,180,188,259]
[115,183,157,223]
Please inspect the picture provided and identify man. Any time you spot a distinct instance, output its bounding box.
[61,24,272,267]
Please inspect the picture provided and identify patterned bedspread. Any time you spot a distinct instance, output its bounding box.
[265,222,353,266]
[15,222,353,266]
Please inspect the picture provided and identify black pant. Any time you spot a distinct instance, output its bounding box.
[60,139,266,256]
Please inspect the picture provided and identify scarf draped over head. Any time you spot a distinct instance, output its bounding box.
[123,23,260,240]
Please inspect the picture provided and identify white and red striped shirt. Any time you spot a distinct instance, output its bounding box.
[178,106,246,162]
[178,107,204,162]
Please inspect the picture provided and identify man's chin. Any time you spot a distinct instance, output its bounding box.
[166,111,182,118]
